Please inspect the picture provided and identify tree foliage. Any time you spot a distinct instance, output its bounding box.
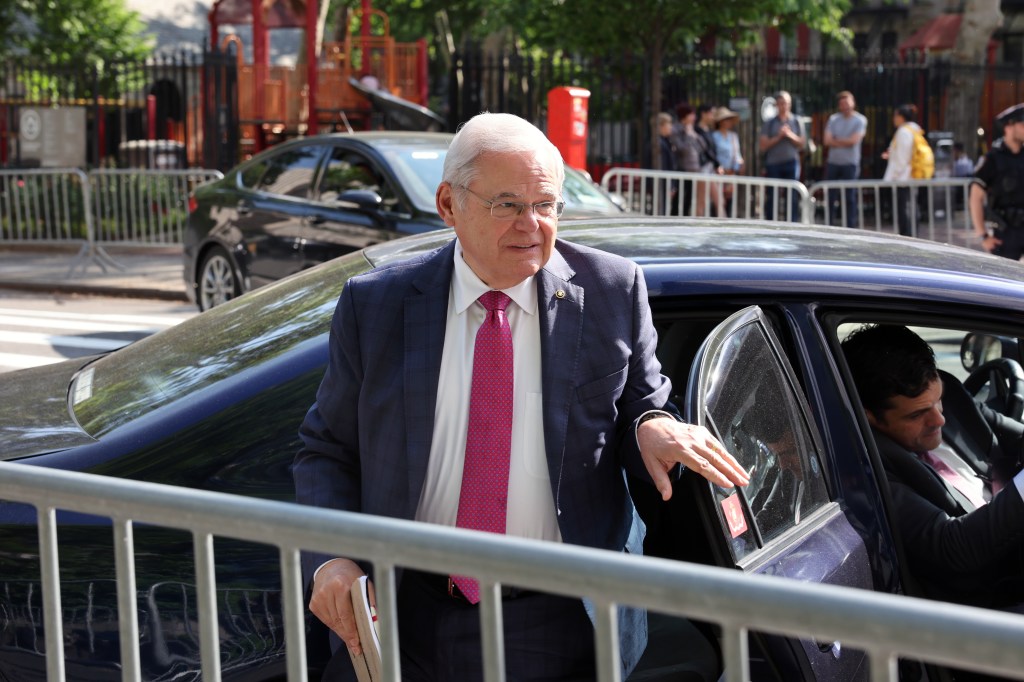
[0,0,151,65]
[364,0,851,57]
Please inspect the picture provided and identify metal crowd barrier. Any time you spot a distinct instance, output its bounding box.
[805,177,974,242]
[88,169,224,246]
[1,460,1022,682]
[601,168,811,222]
[0,167,223,277]
[602,168,978,243]
[0,168,118,274]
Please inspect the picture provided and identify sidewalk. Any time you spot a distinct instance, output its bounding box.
[0,243,188,302]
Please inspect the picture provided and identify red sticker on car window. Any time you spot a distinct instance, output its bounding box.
[721,493,748,538]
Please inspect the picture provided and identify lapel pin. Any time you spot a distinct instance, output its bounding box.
[555,289,566,299]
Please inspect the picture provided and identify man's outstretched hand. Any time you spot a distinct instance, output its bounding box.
[639,418,749,500]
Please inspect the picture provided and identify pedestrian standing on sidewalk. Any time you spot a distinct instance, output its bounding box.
[882,104,923,237]
[656,112,679,214]
[759,90,805,221]
[970,103,1024,259]
[712,106,744,217]
[823,91,867,227]
[672,103,702,215]
[694,103,721,216]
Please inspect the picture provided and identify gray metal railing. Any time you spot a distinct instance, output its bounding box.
[806,177,974,240]
[601,167,811,222]
[88,169,223,246]
[0,167,223,277]
[602,168,979,243]
[1,460,1023,682]
[0,168,90,245]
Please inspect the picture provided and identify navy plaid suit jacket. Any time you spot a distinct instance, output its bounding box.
[295,237,672,674]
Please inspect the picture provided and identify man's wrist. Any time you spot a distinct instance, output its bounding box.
[634,409,678,446]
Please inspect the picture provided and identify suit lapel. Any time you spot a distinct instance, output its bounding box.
[404,243,456,510]
[536,247,580,500]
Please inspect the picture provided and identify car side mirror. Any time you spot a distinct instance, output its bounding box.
[337,189,383,211]
[961,333,1002,372]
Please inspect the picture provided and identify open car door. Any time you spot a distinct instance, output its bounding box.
[683,306,873,681]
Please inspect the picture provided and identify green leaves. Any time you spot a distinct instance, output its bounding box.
[0,0,151,65]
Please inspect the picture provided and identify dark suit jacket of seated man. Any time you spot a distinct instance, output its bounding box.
[842,324,1024,611]
[292,112,750,682]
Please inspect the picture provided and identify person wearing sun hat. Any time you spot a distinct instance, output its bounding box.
[970,103,1024,259]
[712,107,743,215]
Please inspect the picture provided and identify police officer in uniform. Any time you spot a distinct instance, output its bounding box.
[971,103,1024,258]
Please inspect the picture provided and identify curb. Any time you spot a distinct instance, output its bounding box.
[0,279,189,302]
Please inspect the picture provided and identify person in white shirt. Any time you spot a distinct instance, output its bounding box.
[294,112,749,681]
[882,103,923,236]
[842,324,1024,613]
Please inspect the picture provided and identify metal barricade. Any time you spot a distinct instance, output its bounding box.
[0,168,86,245]
[601,168,810,222]
[807,177,974,243]
[1,168,224,277]
[1,460,1023,682]
[88,169,224,246]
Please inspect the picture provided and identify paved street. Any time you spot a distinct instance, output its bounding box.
[0,292,196,373]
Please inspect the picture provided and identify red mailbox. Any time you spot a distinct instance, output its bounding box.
[547,87,590,170]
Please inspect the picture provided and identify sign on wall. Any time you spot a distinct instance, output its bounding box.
[18,107,87,168]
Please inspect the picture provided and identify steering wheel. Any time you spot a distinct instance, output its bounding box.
[962,358,1024,422]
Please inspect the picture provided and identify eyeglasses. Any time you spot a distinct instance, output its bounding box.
[459,185,565,220]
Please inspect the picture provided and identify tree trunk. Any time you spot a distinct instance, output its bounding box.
[948,0,1003,155]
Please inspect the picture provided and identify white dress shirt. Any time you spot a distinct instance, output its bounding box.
[931,441,1024,510]
[413,240,562,542]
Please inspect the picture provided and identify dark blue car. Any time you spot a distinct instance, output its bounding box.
[4,219,1024,680]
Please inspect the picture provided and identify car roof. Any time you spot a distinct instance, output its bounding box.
[361,218,1024,310]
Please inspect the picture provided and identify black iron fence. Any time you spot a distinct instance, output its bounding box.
[0,46,239,171]
[3,46,1021,183]
[447,49,1024,182]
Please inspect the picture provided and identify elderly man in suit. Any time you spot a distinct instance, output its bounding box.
[841,324,1024,613]
[293,112,749,681]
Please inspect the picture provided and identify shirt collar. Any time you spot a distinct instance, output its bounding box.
[452,239,537,316]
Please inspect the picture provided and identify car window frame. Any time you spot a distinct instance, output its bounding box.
[683,305,839,568]
[314,143,409,215]
[241,142,329,200]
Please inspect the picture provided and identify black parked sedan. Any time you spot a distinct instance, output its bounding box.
[5,219,1024,680]
[183,132,624,311]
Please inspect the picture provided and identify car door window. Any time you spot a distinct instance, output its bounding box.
[684,306,830,562]
[245,144,324,198]
[319,148,399,210]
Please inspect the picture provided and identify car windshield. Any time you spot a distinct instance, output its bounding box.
[369,139,616,216]
[376,140,449,213]
[563,167,621,213]
[68,252,373,438]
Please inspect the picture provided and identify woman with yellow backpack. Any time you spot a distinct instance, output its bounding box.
[883,103,934,236]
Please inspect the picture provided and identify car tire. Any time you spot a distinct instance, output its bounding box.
[197,246,241,311]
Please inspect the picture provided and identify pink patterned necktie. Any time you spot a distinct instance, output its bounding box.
[452,291,513,604]
[918,451,987,509]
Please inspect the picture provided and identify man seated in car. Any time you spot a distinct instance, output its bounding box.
[841,324,1024,612]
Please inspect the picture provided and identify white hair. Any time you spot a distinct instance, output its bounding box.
[442,112,565,207]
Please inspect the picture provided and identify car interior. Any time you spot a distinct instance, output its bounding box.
[630,305,1024,681]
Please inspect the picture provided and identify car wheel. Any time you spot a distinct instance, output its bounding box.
[198,246,241,311]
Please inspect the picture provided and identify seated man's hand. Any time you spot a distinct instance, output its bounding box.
[639,418,749,501]
[309,558,371,655]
